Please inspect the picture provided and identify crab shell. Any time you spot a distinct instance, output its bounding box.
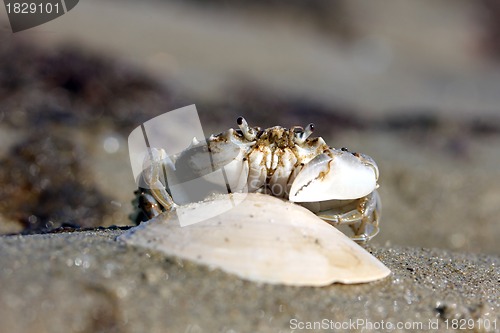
[169,127,379,203]
[119,193,390,286]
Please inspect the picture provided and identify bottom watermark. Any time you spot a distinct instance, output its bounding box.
[289,318,497,331]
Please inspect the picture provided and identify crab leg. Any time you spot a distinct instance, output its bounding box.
[142,148,177,212]
[316,190,381,242]
[137,191,164,219]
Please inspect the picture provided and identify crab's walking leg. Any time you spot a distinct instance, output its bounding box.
[142,148,177,212]
[137,191,163,219]
[316,190,381,243]
[349,191,381,243]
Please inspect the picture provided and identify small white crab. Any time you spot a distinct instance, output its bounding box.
[133,117,381,242]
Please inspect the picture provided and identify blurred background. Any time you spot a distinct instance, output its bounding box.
[0,0,499,254]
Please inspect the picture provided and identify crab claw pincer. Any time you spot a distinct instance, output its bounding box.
[289,149,379,202]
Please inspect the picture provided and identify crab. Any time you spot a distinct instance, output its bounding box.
[132,117,381,243]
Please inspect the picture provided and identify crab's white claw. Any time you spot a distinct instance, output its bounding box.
[172,129,251,192]
[289,149,378,202]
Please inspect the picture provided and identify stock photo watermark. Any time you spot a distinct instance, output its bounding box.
[3,0,79,32]
[128,105,248,226]
[289,317,497,331]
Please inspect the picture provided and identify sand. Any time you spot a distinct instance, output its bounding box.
[0,229,498,333]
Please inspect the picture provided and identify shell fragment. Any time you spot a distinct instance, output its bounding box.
[118,193,390,286]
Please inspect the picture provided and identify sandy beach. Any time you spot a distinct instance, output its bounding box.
[0,229,498,333]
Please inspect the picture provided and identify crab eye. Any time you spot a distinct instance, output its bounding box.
[294,123,315,144]
[292,127,305,143]
[237,116,257,141]
[304,123,314,138]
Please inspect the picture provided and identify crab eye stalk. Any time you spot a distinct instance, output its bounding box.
[304,123,314,138]
[293,123,315,144]
[237,116,257,141]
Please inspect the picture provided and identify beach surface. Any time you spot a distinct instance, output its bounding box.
[0,229,498,333]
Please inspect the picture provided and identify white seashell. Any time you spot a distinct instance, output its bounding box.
[118,193,390,286]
